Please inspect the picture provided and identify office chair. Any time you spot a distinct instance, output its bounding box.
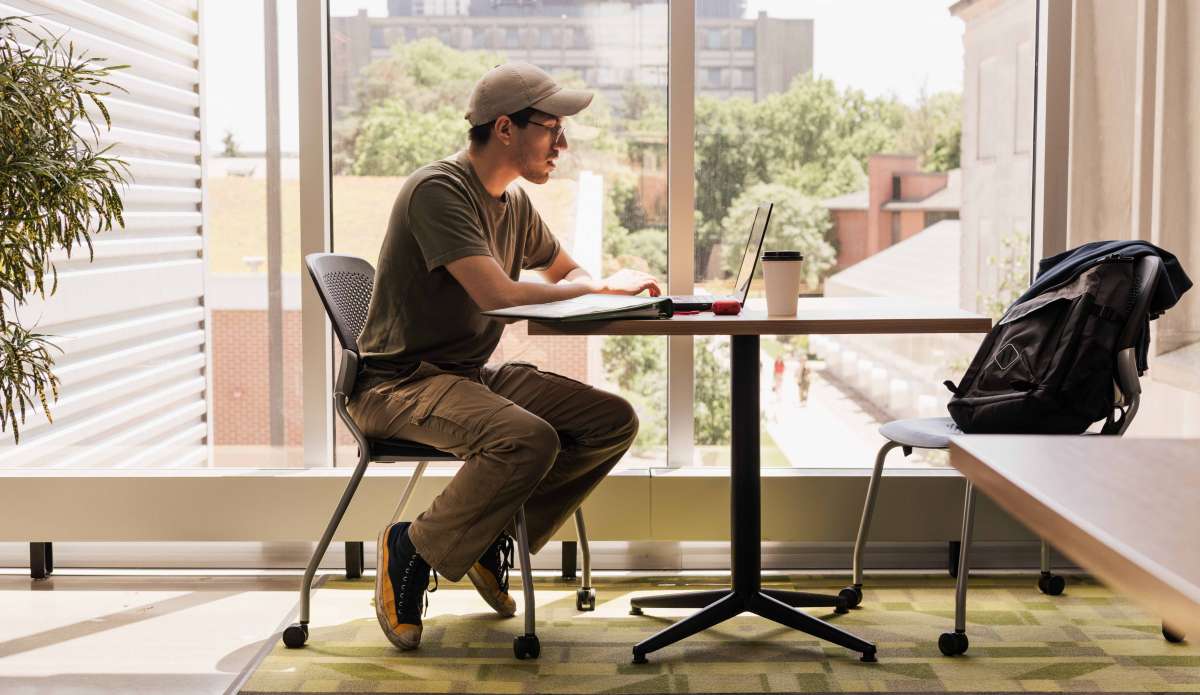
[283,253,596,660]
[838,255,1183,655]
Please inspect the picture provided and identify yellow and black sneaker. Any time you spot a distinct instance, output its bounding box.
[375,521,437,650]
[467,533,517,617]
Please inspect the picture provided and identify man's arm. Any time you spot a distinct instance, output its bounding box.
[445,252,661,312]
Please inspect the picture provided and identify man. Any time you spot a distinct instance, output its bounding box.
[349,63,660,651]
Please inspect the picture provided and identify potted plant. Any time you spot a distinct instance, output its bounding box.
[1,15,128,443]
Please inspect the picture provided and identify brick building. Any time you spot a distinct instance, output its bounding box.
[822,154,961,271]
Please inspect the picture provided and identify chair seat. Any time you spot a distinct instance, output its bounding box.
[370,438,458,461]
[878,417,962,450]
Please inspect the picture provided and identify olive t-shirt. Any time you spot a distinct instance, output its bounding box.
[356,150,561,387]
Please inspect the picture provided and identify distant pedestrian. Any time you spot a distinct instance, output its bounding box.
[796,354,811,406]
[773,355,785,396]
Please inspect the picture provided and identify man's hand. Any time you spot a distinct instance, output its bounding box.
[597,268,662,297]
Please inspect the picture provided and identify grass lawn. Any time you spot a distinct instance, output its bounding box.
[205,175,580,273]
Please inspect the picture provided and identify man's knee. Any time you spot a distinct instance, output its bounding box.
[595,391,638,446]
[493,411,560,475]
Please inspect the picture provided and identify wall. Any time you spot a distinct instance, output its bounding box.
[954,0,1036,314]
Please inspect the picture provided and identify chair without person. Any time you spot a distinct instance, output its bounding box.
[283,252,597,660]
[841,255,1179,655]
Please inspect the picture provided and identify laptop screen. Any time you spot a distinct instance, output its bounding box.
[731,203,773,303]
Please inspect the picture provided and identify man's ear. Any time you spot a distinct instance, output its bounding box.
[494,116,513,146]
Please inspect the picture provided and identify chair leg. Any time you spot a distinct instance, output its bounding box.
[297,450,373,628]
[1037,539,1066,595]
[842,441,901,608]
[574,507,595,611]
[389,461,429,523]
[939,480,976,656]
[512,506,540,659]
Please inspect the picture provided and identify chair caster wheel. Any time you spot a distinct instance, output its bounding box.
[632,650,648,664]
[860,647,877,663]
[1163,624,1186,643]
[282,623,308,648]
[1038,572,1066,596]
[576,587,596,611]
[513,634,540,660]
[629,605,643,616]
[839,585,863,609]
[938,631,969,656]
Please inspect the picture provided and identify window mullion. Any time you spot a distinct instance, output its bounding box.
[667,0,696,468]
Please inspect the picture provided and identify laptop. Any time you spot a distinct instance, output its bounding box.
[669,203,773,311]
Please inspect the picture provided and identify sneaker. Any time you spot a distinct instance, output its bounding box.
[375,521,437,650]
[467,532,518,617]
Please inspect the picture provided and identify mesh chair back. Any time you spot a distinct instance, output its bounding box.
[304,253,375,353]
[1117,255,1162,350]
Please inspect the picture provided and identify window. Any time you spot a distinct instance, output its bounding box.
[741,27,755,49]
[329,1,669,468]
[691,1,1025,469]
[706,28,723,49]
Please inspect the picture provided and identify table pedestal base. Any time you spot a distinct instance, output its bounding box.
[630,589,876,663]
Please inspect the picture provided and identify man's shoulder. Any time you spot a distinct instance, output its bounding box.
[405,156,471,196]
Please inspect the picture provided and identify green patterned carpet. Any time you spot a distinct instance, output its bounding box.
[242,574,1198,694]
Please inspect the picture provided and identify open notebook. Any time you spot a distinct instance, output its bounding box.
[482,294,674,322]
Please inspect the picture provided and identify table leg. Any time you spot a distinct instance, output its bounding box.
[631,335,876,664]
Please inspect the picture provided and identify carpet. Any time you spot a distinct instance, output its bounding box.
[241,574,1199,694]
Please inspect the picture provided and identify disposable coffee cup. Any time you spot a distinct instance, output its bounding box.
[761,251,804,316]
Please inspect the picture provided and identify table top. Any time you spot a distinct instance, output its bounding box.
[528,296,991,336]
[949,435,1200,638]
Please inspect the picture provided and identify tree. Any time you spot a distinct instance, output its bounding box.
[335,39,504,175]
[694,338,731,445]
[896,89,962,172]
[351,102,466,176]
[693,95,760,276]
[602,335,667,447]
[221,129,240,157]
[720,182,836,288]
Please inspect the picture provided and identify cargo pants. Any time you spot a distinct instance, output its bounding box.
[348,360,639,581]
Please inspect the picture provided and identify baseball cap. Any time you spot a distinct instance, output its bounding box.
[465,62,594,127]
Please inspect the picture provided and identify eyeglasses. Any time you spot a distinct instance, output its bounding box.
[527,118,566,142]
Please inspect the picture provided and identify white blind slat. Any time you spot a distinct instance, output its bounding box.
[6,0,206,468]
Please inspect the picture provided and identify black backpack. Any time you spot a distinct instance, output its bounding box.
[945,253,1153,434]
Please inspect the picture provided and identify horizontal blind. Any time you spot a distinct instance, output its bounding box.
[0,0,207,468]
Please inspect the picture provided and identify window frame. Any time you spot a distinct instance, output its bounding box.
[300,0,1062,473]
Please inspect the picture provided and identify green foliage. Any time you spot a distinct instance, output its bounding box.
[338,38,628,177]
[720,182,836,287]
[0,16,128,443]
[351,102,466,176]
[693,339,731,445]
[335,39,504,175]
[896,89,962,172]
[600,334,732,447]
[221,129,239,157]
[690,74,916,278]
[602,335,667,448]
[980,227,1031,321]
